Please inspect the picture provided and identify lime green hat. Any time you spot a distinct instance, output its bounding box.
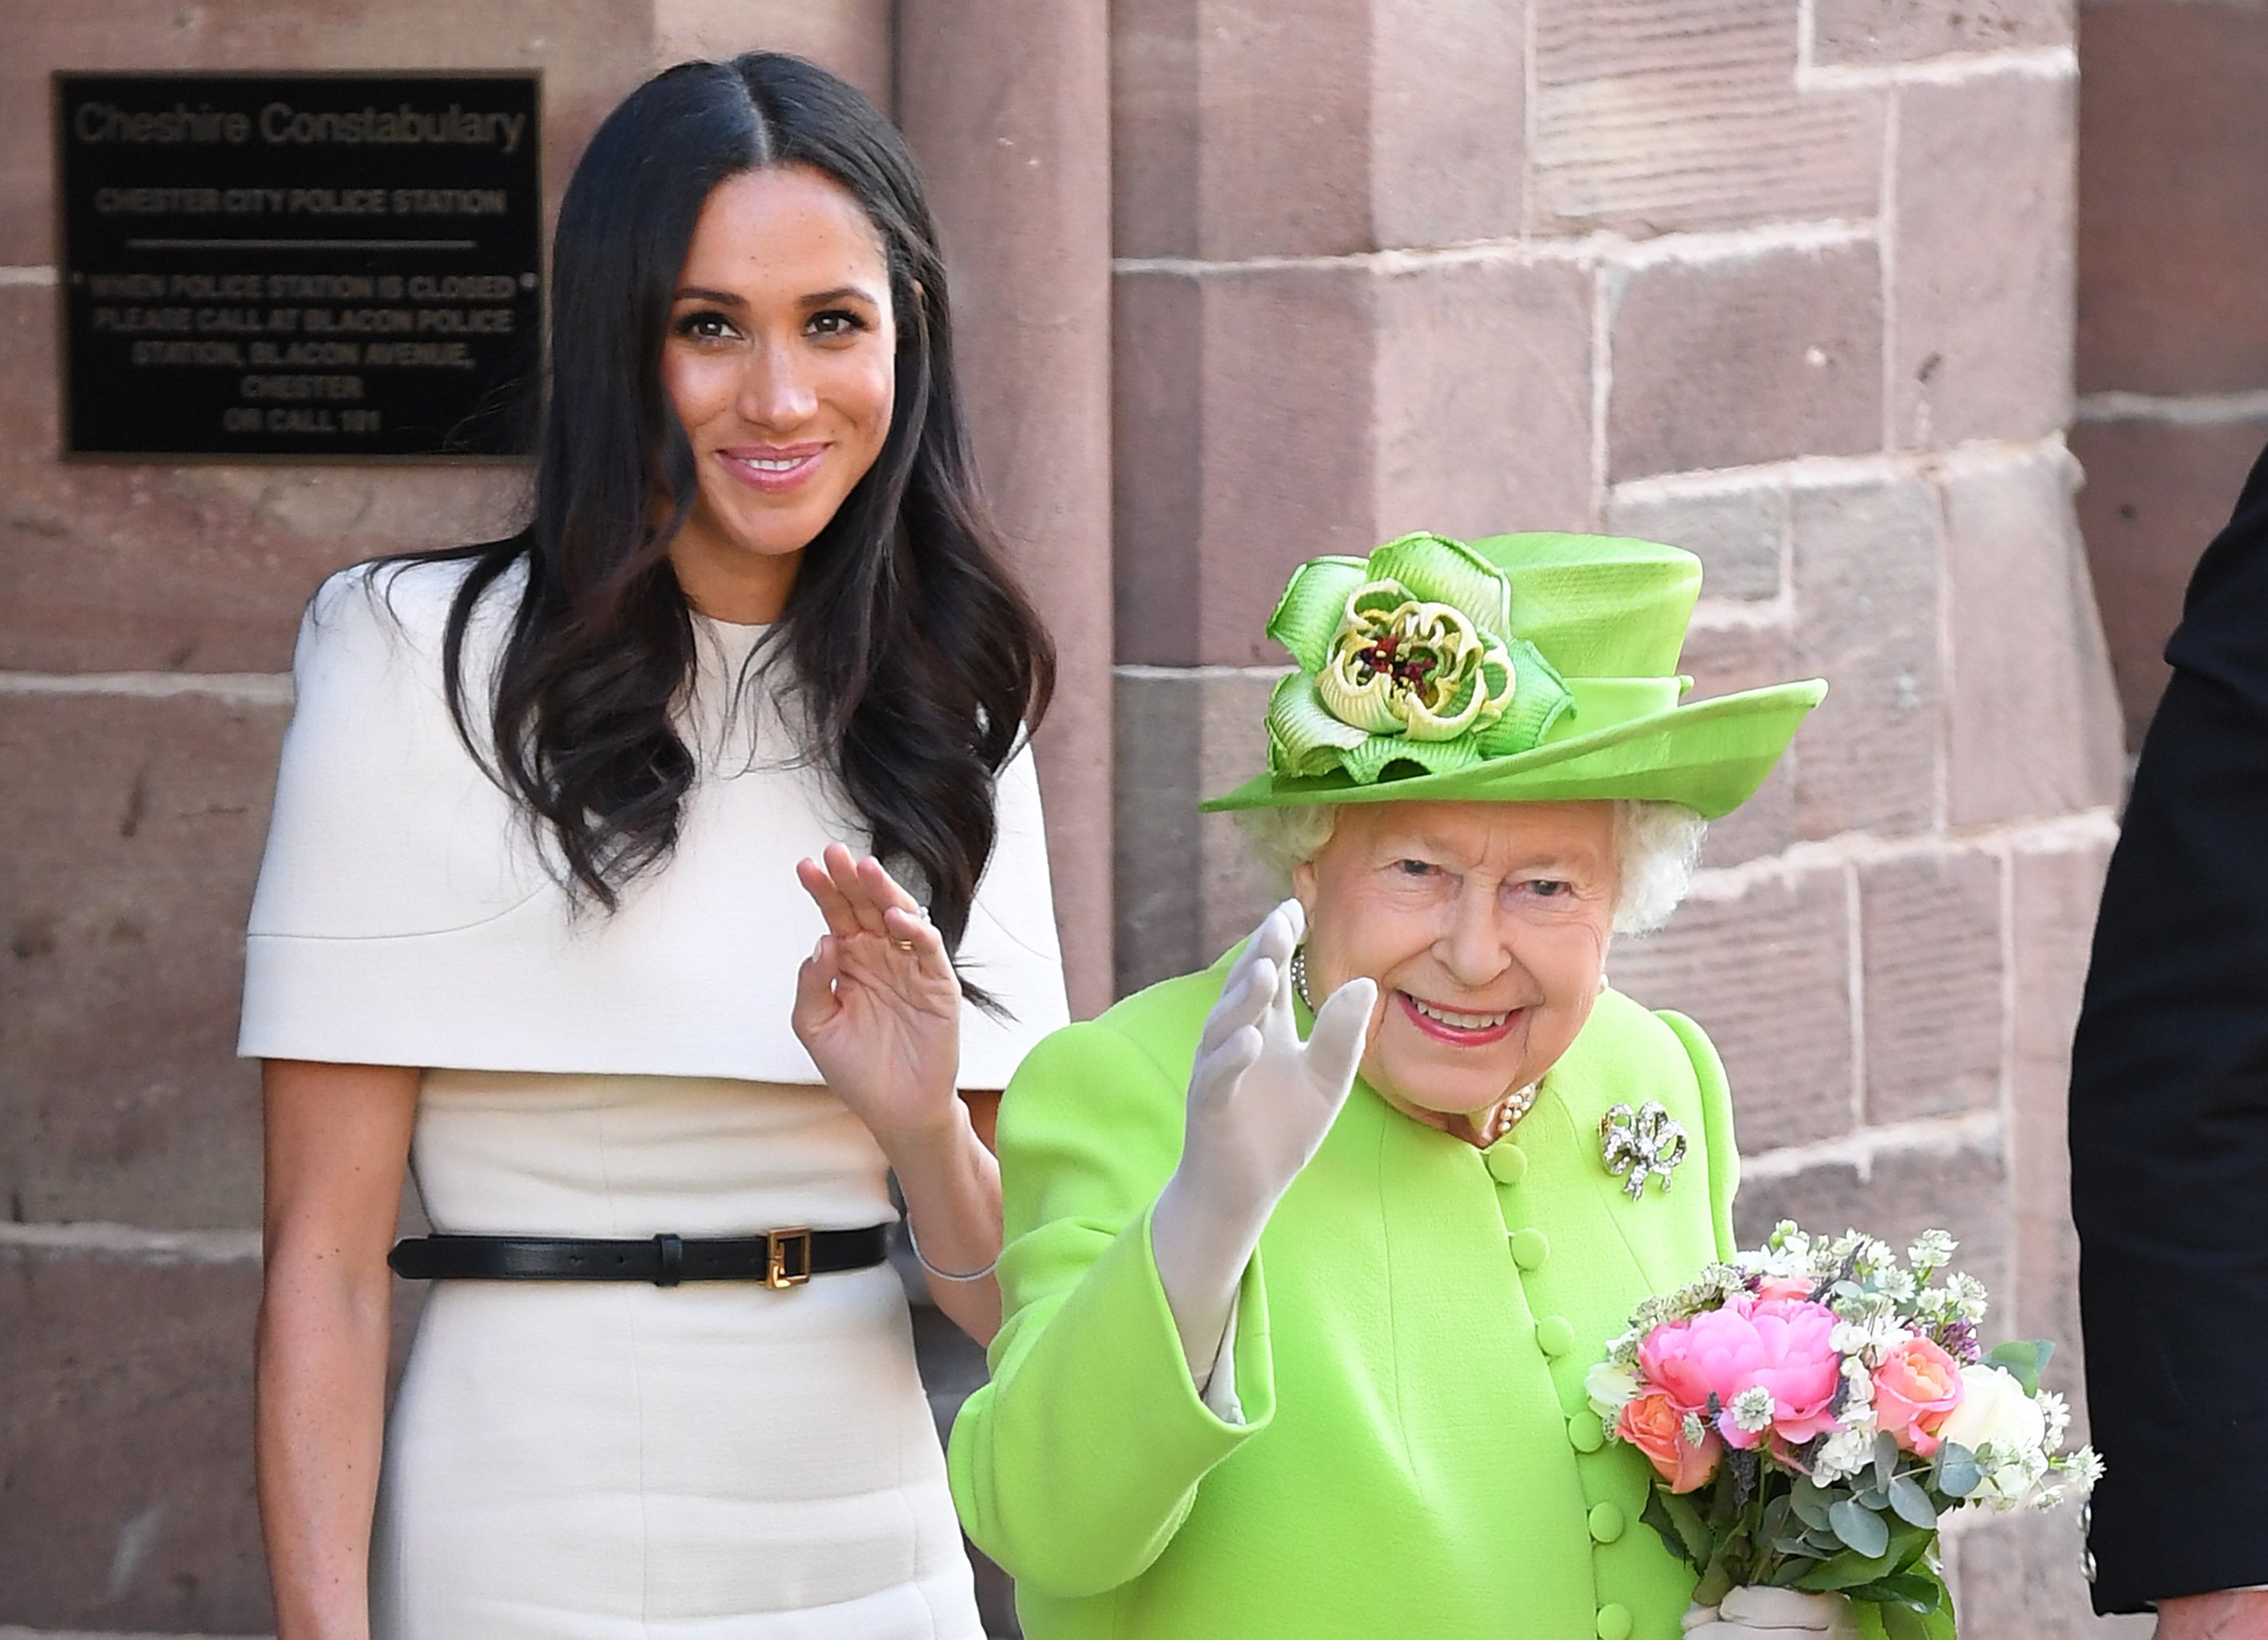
[1200,530,1826,818]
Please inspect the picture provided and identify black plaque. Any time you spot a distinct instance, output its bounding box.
[56,73,542,458]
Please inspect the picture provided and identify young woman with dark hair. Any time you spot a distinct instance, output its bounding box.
[245,53,1063,1639]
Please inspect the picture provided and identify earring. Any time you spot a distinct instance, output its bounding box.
[1289,945,1313,1009]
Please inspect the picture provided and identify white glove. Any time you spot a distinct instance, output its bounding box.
[1150,900,1376,1383]
[1683,1588,1861,1640]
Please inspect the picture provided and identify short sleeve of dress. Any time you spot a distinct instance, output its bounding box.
[238,561,540,1061]
[954,736,1073,1088]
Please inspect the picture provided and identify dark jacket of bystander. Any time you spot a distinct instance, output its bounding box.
[2071,438,2268,1613]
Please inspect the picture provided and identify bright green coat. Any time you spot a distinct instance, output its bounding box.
[948,953,1743,1639]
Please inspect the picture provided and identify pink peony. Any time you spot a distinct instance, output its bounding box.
[1638,1295,1843,1450]
[1872,1337,1965,1456]
[1619,1389,1723,1493]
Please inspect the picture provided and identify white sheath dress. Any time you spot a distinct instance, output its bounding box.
[239,561,1069,1639]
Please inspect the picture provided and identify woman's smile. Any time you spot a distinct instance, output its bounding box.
[1396,990,1522,1045]
[717,441,829,493]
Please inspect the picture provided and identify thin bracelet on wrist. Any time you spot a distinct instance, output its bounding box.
[904,1219,999,1284]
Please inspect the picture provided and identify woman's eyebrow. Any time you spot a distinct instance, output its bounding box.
[802,283,882,308]
[672,285,745,307]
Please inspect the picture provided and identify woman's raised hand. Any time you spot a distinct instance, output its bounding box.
[1151,900,1376,1383]
[1182,899,1375,1220]
[791,842,963,1156]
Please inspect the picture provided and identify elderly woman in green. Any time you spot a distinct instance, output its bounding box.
[947,532,1838,1640]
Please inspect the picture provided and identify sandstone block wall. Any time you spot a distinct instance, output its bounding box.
[2072,0,2268,743]
[1109,6,2131,1633]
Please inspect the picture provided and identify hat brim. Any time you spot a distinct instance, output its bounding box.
[1199,678,1828,818]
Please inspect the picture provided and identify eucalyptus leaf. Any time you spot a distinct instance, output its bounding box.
[1886,1474,1938,1529]
[1987,1339,2052,1397]
[1790,1480,1836,1532]
[1936,1452,1982,1499]
[1829,1499,1892,1559]
[1873,1432,1901,1489]
[1775,1535,1832,1560]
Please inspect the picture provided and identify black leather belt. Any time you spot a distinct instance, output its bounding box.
[387,1226,890,1289]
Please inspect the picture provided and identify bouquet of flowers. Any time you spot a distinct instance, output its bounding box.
[1586,1222,2102,1640]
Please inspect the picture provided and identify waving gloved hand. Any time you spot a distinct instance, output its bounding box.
[1683,1589,1862,1640]
[1150,900,1377,1384]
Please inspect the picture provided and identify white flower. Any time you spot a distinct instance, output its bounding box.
[1608,1330,1642,1372]
[1876,1266,1918,1304]
[1766,1221,1810,1258]
[1907,1230,1958,1274]
[1587,1360,1640,1420]
[1847,1236,1894,1278]
[1975,1444,2053,1511]
[1814,1427,1876,1485]
[1832,1316,1913,1365]
[2059,1446,2106,1494]
[1683,1412,1712,1449]
[1729,1386,1776,1435]
[2037,1390,2072,1449]
[1941,1365,2049,1505]
[1945,1273,1989,1325]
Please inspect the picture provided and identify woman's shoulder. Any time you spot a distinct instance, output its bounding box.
[1557,988,1727,1122]
[299,551,521,671]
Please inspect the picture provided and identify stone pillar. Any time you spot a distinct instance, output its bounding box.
[1108,3,2132,1633]
[895,0,1116,1022]
[2072,0,2268,743]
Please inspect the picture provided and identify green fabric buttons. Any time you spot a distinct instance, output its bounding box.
[1509,1227,1550,1270]
[1588,1501,1626,1543]
[1534,1315,1576,1357]
[1596,1602,1633,1640]
[1484,1142,1529,1186]
[1567,1412,1606,1453]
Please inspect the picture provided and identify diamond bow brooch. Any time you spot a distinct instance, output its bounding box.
[1599,1101,1689,1201]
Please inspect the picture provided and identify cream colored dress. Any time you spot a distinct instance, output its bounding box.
[240,561,1069,1639]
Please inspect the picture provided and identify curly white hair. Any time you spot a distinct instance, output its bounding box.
[1235,798,1706,935]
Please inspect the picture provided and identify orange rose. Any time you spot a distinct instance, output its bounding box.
[1619,1388,1723,1493]
[1872,1337,1965,1456]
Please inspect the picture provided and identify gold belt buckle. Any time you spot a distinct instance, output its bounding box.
[763,1226,812,1289]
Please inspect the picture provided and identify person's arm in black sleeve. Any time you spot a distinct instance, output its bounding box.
[2071,439,2268,1629]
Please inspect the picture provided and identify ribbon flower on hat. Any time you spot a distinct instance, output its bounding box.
[1265,533,1574,785]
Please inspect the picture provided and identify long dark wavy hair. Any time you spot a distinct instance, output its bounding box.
[412,53,1053,992]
